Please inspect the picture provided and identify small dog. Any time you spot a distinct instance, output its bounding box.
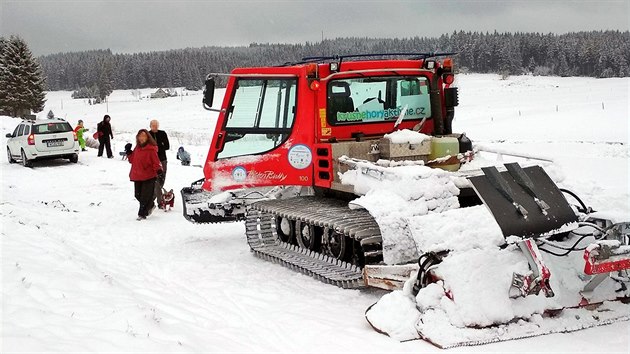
[159,188,175,211]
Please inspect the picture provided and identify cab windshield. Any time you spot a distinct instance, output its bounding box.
[327,76,431,125]
[218,78,297,159]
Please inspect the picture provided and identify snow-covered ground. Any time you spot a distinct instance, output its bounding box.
[1,74,628,353]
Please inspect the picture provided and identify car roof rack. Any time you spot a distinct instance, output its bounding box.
[278,52,457,67]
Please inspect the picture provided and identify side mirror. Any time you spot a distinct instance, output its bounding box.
[5,133,12,138]
[202,76,215,108]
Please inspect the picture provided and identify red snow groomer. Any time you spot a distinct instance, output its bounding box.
[182,54,630,346]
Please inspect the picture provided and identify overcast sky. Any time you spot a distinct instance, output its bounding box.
[2,0,629,56]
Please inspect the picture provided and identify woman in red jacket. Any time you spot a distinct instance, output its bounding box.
[126,129,163,220]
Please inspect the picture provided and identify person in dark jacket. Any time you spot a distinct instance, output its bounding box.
[126,129,163,220]
[149,120,170,207]
[97,115,114,158]
[176,146,191,166]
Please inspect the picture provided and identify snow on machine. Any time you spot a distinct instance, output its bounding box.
[181,54,630,346]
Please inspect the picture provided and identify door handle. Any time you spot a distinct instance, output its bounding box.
[215,132,226,149]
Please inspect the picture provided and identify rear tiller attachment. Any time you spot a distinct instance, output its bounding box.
[366,163,630,348]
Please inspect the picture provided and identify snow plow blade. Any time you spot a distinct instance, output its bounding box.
[181,179,244,224]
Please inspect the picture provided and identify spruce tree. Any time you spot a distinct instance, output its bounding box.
[96,63,113,101]
[527,57,537,73]
[0,37,7,114]
[557,54,570,77]
[0,36,47,117]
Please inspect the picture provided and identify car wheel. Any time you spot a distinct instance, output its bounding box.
[7,147,16,163]
[21,149,32,167]
[69,153,78,163]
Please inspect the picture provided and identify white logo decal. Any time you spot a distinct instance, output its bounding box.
[232,166,247,182]
[287,144,312,170]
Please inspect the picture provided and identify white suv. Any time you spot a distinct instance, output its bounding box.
[6,119,80,167]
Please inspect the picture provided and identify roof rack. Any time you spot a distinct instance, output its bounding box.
[279,52,457,67]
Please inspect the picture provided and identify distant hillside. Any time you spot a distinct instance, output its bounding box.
[39,30,630,91]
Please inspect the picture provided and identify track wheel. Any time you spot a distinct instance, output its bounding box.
[295,220,321,251]
[322,227,348,261]
[275,216,295,243]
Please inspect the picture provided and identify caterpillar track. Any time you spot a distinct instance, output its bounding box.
[245,197,384,288]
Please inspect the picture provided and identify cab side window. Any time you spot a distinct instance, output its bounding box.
[12,125,20,137]
[327,76,432,125]
[17,124,25,136]
[24,125,30,135]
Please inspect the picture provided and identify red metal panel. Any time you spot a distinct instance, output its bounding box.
[583,246,630,275]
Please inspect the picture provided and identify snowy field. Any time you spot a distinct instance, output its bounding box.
[1,74,629,353]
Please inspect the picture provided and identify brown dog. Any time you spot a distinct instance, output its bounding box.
[159,188,175,211]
